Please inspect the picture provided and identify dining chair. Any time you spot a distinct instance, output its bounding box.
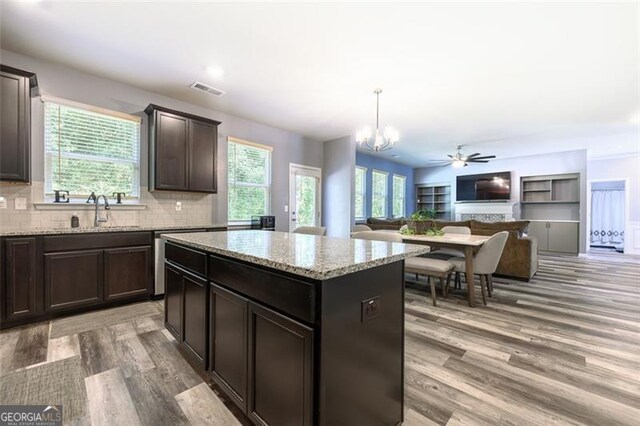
[448,231,509,305]
[352,232,453,306]
[292,226,327,236]
[351,230,401,242]
[351,224,372,233]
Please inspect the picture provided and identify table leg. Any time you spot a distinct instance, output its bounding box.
[464,246,475,307]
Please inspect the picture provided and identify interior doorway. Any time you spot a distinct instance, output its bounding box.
[289,164,322,231]
[588,179,627,254]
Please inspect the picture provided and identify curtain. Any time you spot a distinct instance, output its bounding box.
[590,189,625,245]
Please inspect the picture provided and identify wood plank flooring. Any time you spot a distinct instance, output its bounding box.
[0,253,638,425]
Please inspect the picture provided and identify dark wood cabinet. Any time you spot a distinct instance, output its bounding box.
[188,119,218,192]
[164,263,183,339]
[104,246,151,300]
[146,104,220,193]
[44,250,103,312]
[1,231,155,330]
[210,284,248,411]
[154,111,189,190]
[248,302,313,426]
[163,260,208,367]
[182,271,208,363]
[0,65,36,183]
[4,238,38,320]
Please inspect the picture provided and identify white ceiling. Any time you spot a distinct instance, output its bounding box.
[1,1,638,167]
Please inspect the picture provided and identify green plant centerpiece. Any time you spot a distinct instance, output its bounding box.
[423,227,445,236]
[406,208,436,234]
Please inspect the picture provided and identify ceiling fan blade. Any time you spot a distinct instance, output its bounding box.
[468,160,490,163]
[466,153,482,158]
[447,154,454,159]
[469,155,496,160]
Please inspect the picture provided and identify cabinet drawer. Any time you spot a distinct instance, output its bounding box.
[43,232,152,252]
[165,242,207,276]
[209,256,315,324]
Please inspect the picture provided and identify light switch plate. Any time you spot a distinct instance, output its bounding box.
[15,197,27,210]
[0,197,6,209]
[175,201,182,211]
[284,204,289,212]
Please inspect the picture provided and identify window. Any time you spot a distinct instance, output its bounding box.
[227,137,272,222]
[355,166,367,220]
[44,100,141,197]
[392,174,407,218]
[371,170,388,218]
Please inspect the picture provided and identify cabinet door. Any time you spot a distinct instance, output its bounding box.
[155,111,189,190]
[0,70,30,182]
[104,246,151,301]
[182,271,208,365]
[248,303,313,426]
[188,119,217,193]
[210,284,248,411]
[164,263,183,339]
[4,238,37,320]
[548,222,579,254]
[527,221,549,251]
[44,250,103,312]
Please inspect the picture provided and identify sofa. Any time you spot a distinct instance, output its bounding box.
[365,217,538,280]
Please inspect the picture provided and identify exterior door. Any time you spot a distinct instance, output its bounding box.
[289,164,321,231]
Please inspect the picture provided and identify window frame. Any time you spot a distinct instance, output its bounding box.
[355,166,367,220]
[392,174,407,218]
[43,97,141,200]
[227,136,273,224]
[371,169,389,219]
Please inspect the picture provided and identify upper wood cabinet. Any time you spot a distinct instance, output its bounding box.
[145,104,220,193]
[0,65,37,183]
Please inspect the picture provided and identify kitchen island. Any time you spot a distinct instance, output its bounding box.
[162,230,429,426]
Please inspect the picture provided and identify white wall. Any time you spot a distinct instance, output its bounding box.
[0,49,323,232]
[322,136,355,237]
[414,149,589,252]
[587,154,640,254]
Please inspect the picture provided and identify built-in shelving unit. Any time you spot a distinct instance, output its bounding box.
[520,173,580,254]
[415,184,451,220]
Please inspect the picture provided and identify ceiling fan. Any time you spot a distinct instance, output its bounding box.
[439,145,496,168]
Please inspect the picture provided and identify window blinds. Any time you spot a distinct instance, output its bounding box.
[44,102,140,197]
[227,137,272,222]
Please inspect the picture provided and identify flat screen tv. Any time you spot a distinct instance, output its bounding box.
[456,172,511,202]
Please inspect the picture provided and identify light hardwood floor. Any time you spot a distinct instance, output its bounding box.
[0,253,638,425]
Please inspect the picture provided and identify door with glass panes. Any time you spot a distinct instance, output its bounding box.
[289,164,321,231]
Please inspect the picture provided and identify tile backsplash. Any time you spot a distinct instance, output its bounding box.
[0,181,217,232]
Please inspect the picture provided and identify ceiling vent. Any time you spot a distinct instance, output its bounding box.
[189,81,225,97]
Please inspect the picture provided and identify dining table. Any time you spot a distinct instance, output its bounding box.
[401,233,491,307]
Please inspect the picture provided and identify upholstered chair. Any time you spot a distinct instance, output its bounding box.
[351,224,373,233]
[449,231,509,305]
[292,226,327,236]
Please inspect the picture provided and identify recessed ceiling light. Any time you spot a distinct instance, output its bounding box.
[206,65,224,78]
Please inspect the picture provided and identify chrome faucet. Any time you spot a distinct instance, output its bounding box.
[94,194,111,227]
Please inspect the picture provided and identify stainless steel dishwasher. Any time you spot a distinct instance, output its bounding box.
[154,228,207,296]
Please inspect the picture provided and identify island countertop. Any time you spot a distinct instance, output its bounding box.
[163,230,430,280]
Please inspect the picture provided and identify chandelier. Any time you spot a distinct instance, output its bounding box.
[356,88,399,152]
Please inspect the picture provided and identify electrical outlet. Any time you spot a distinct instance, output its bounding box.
[15,197,27,210]
[0,197,6,209]
[175,201,182,211]
[284,204,289,213]
[361,296,381,322]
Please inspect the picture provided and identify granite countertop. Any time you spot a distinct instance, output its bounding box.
[163,230,431,280]
[0,224,227,237]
